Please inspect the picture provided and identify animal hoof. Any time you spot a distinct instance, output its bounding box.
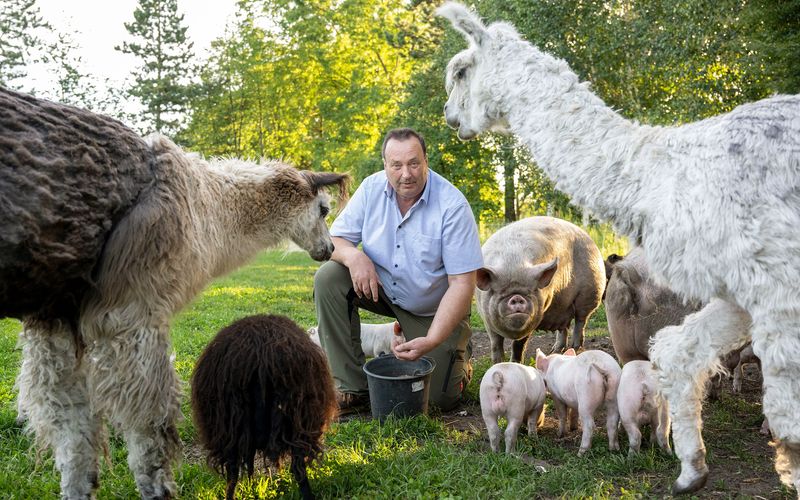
[671,469,709,495]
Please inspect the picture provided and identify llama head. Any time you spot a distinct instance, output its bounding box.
[437,2,557,140]
[289,170,351,261]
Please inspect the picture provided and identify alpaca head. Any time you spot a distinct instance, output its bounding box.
[288,170,351,261]
[437,2,561,140]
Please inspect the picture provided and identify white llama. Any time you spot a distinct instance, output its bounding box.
[437,3,800,495]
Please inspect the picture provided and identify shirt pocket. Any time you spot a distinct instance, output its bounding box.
[409,231,443,271]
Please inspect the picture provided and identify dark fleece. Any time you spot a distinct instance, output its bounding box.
[0,88,154,322]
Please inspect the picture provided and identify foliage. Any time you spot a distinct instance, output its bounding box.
[181,0,434,177]
[116,0,195,135]
[0,0,51,88]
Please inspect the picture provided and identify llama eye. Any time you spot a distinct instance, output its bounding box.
[456,67,466,80]
[320,206,330,218]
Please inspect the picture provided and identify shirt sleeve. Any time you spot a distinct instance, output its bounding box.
[441,201,484,275]
[330,179,367,244]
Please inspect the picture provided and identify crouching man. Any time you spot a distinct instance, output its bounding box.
[314,127,483,412]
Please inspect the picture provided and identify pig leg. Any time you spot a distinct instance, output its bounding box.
[527,403,545,436]
[553,399,570,438]
[488,329,505,364]
[622,419,642,456]
[570,316,587,351]
[550,328,568,354]
[483,413,502,452]
[568,407,579,432]
[750,315,800,494]
[504,416,523,454]
[511,335,529,363]
[650,299,751,495]
[576,369,606,455]
[605,388,621,451]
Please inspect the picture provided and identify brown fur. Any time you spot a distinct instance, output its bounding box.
[191,315,337,500]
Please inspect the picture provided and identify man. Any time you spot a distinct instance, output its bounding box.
[314,127,483,412]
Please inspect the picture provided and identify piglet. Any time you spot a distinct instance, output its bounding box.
[617,360,671,455]
[308,321,405,357]
[535,348,621,455]
[480,362,547,453]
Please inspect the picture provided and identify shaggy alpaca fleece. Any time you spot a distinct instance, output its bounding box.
[191,314,337,500]
[3,87,349,499]
[438,3,800,495]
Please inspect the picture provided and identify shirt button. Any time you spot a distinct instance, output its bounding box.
[399,224,402,229]
[393,282,397,285]
[394,264,398,267]
[396,244,400,248]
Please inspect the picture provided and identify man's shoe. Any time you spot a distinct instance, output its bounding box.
[336,391,369,414]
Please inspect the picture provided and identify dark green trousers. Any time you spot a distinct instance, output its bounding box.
[313,260,472,411]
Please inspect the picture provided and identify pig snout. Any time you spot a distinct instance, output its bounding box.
[506,295,529,314]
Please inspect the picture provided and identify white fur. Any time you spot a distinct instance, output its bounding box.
[439,3,800,494]
[308,321,404,357]
[15,135,346,499]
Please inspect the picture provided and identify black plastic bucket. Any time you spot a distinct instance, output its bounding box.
[362,354,436,420]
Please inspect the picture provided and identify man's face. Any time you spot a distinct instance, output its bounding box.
[383,137,429,202]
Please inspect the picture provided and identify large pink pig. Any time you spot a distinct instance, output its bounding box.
[479,362,547,453]
[535,348,621,455]
[617,360,672,455]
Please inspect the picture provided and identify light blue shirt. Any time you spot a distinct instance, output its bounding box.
[331,169,483,316]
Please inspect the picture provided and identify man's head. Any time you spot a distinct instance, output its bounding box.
[381,128,429,202]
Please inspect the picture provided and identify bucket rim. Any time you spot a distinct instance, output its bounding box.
[362,354,436,381]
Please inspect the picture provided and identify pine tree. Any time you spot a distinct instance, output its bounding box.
[0,0,51,88]
[116,0,195,135]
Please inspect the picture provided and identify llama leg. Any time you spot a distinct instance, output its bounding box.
[16,323,104,499]
[87,325,181,499]
[751,319,800,494]
[290,451,314,500]
[655,402,672,455]
[649,299,751,495]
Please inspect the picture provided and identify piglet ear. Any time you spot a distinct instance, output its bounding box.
[436,2,490,48]
[535,348,548,371]
[530,258,558,289]
[476,267,495,291]
[564,348,576,356]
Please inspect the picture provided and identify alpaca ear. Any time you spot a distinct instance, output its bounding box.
[300,170,351,203]
[476,266,496,291]
[436,2,490,48]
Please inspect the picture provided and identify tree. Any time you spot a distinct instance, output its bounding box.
[0,0,51,88]
[116,0,195,135]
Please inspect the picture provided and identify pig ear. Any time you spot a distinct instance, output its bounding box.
[535,348,548,371]
[530,258,558,289]
[564,348,576,356]
[476,267,496,291]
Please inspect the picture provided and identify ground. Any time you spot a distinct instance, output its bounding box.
[343,329,788,498]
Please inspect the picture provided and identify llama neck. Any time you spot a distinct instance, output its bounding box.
[503,69,667,239]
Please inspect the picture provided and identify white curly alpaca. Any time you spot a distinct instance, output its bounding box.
[438,2,800,495]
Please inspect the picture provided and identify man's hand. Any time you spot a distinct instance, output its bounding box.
[348,251,382,302]
[331,236,382,302]
[393,336,435,361]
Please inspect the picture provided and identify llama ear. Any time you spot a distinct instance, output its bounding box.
[300,171,351,204]
[436,2,490,48]
[476,266,496,291]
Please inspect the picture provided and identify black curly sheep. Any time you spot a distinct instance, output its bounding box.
[191,314,337,500]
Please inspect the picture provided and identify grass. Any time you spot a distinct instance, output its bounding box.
[0,244,789,498]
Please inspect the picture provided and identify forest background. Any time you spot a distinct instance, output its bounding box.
[2,0,799,227]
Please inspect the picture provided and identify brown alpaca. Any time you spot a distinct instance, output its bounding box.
[191,315,337,500]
